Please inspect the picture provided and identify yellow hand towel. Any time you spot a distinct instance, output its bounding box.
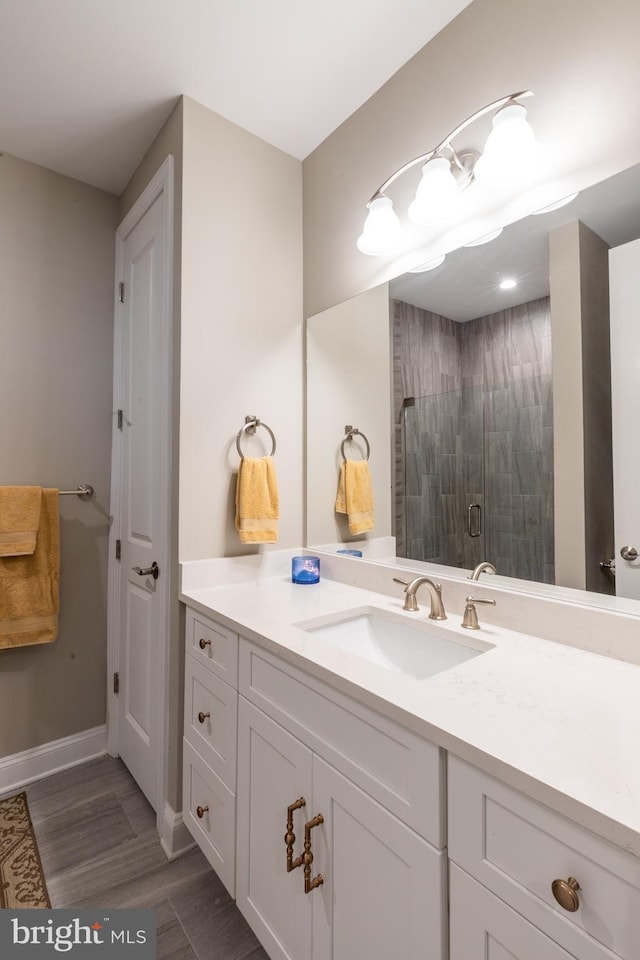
[235,457,280,544]
[0,486,43,556]
[335,460,375,535]
[0,488,60,649]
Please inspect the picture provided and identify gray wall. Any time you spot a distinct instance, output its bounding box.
[303,0,640,318]
[394,297,554,583]
[0,154,119,756]
[550,220,614,593]
[179,96,303,561]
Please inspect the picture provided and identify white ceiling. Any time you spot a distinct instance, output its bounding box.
[0,0,474,196]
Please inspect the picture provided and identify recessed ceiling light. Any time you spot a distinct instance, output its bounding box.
[500,278,517,290]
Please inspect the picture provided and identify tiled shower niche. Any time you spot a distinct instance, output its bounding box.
[393,297,554,584]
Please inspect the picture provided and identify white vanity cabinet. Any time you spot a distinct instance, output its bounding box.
[236,640,447,960]
[448,757,640,960]
[449,865,579,960]
[181,596,640,960]
[182,608,239,895]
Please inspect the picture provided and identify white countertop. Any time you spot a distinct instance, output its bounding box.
[181,559,640,860]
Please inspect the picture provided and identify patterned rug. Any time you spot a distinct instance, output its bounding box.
[0,791,51,908]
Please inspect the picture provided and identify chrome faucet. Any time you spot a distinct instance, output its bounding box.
[468,561,497,580]
[393,577,447,620]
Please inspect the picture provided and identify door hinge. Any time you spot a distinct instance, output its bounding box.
[115,539,121,560]
[113,672,120,694]
[118,281,124,303]
[117,409,123,430]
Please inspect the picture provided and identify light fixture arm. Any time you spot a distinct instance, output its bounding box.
[368,90,533,204]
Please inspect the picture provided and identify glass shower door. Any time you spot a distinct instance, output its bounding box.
[401,387,486,569]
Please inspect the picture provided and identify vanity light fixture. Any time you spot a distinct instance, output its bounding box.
[357,90,539,256]
[463,227,503,247]
[408,254,446,273]
[531,191,579,215]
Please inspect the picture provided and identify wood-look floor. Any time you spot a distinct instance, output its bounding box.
[2,756,269,960]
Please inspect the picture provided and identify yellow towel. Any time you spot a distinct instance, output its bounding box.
[0,486,43,556]
[0,488,60,649]
[235,457,279,544]
[335,459,375,535]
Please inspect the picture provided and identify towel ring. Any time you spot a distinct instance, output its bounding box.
[236,417,277,458]
[341,425,370,462]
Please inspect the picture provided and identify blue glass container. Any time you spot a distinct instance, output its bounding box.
[337,549,363,557]
[292,555,320,584]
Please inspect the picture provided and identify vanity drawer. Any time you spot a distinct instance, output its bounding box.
[448,757,640,960]
[239,639,444,846]
[184,656,237,790]
[187,608,238,686]
[183,740,235,896]
[450,864,604,960]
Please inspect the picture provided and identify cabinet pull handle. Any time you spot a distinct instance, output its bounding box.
[199,637,211,650]
[197,711,210,724]
[551,877,580,912]
[285,797,306,872]
[196,805,209,819]
[303,814,324,893]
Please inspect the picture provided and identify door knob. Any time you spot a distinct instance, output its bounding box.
[132,561,160,580]
[620,546,639,562]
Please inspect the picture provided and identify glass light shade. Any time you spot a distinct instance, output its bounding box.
[356,196,404,255]
[473,102,540,187]
[531,191,579,215]
[462,226,503,246]
[408,156,462,225]
[408,254,446,273]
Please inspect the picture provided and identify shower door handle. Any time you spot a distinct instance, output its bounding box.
[468,504,481,538]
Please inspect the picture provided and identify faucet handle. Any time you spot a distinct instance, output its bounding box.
[392,577,418,611]
[462,595,496,630]
[393,577,420,613]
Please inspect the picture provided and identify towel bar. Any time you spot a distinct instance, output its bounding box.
[341,425,370,462]
[59,485,94,499]
[236,417,277,458]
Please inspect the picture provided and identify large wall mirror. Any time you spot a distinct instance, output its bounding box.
[306,161,640,603]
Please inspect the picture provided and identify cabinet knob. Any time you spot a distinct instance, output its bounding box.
[197,711,210,724]
[196,805,209,819]
[551,876,580,912]
[199,637,211,650]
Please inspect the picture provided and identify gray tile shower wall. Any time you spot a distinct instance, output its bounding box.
[393,297,554,584]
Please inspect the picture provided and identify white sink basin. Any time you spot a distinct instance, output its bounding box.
[296,606,493,681]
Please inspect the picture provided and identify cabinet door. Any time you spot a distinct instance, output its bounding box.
[311,756,447,960]
[450,865,600,960]
[236,698,313,960]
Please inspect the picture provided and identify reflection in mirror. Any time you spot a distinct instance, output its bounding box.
[306,163,640,600]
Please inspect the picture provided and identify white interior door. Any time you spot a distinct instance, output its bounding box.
[108,159,173,812]
[609,238,640,601]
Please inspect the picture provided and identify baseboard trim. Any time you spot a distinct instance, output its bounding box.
[160,801,196,861]
[0,725,107,795]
